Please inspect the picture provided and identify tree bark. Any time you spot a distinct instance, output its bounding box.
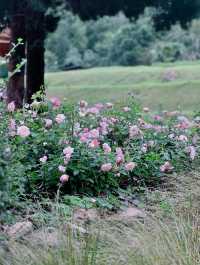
[26,11,45,103]
[7,14,25,107]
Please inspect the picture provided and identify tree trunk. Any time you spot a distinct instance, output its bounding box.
[7,14,25,107]
[26,11,45,103]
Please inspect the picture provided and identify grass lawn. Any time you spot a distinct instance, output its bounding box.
[46,61,200,112]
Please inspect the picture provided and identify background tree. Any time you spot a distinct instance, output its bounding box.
[0,0,61,106]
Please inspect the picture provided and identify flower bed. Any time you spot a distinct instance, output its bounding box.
[0,96,199,202]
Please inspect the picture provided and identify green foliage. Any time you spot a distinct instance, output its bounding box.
[45,8,157,69]
[46,9,200,70]
[45,11,87,70]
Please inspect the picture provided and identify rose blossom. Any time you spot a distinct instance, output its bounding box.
[101,163,112,172]
[7,101,15,112]
[129,125,141,138]
[186,146,196,160]
[39,155,48,163]
[55,114,66,124]
[63,147,74,158]
[58,165,66,173]
[178,135,188,142]
[116,147,124,164]
[60,174,70,183]
[80,134,89,143]
[89,139,100,148]
[100,121,109,135]
[9,119,16,131]
[125,162,136,171]
[50,97,61,109]
[160,162,174,173]
[89,129,100,139]
[17,126,31,138]
[95,103,104,110]
[44,119,53,128]
[103,143,111,153]
[87,107,99,115]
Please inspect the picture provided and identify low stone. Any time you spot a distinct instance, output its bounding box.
[6,221,33,238]
[110,207,145,220]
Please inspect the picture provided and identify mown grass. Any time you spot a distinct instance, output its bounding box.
[46,61,200,112]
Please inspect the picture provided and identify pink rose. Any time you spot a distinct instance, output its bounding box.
[58,165,66,173]
[39,155,48,163]
[80,134,89,143]
[89,139,100,148]
[55,114,66,124]
[125,162,136,171]
[129,125,141,138]
[60,174,70,183]
[178,135,188,142]
[89,129,100,139]
[44,119,53,128]
[103,143,111,153]
[160,162,174,173]
[7,101,15,112]
[50,97,61,109]
[116,148,124,164]
[101,163,112,172]
[87,107,99,115]
[186,146,196,160]
[63,146,74,157]
[9,119,16,131]
[17,126,31,138]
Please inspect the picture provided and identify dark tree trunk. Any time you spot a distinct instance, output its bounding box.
[26,11,45,103]
[7,14,25,107]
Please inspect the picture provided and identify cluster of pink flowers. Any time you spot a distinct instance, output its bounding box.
[103,143,111,153]
[55,114,66,124]
[160,162,174,173]
[186,145,196,160]
[7,101,15,112]
[5,96,199,189]
[129,125,141,138]
[60,174,69,183]
[17,126,31,138]
[39,155,48,163]
[116,147,125,165]
[63,146,74,164]
[45,119,53,128]
[101,163,112,172]
[125,162,137,171]
[50,97,61,109]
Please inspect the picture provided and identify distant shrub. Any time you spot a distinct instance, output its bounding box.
[46,9,200,69]
[45,8,157,69]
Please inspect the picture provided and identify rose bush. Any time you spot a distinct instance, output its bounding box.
[0,96,199,205]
